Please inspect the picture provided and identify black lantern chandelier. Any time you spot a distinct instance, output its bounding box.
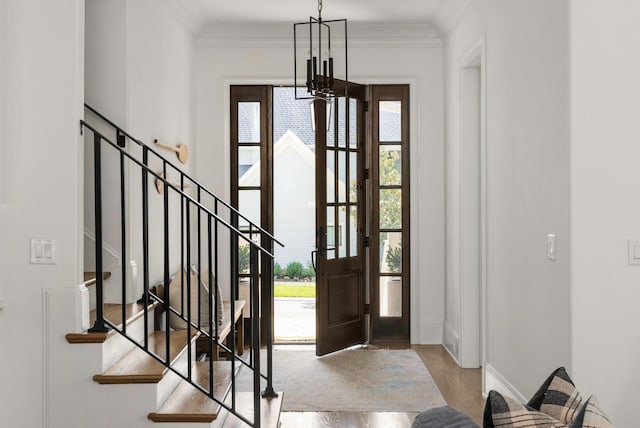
[294,0,348,99]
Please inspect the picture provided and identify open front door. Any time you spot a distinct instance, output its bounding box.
[314,82,367,356]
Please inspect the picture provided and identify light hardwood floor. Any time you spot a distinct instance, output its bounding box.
[278,344,484,428]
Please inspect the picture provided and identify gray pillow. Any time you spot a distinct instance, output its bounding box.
[412,406,479,428]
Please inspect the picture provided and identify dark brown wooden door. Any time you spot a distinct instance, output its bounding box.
[370,84,410,343]
[315,82,367,356]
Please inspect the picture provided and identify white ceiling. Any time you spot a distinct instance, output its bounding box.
[171,0,471,34]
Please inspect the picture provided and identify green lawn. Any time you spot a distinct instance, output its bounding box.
[274,283,316,298]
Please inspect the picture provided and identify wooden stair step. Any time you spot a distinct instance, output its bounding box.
[83,271,112,287]
[66,302,157,344]
[93,330,197,384]
[147,361,236,423]
[221,392,284,428]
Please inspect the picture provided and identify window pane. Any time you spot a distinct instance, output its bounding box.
[338,97,346,148]
[238,146,260,185]
[379,189,401,229]
[379,101,401,142]
[338,206,346,258]
[349,206,358,257]
[238,189,261,228]
[327,150,335,203]
[238,102,261,143]
[326,207,335,260]
[327,100,335,147]
[379,145,401,186]
[380,276,402,317]
[274,87,315,146]
[349,98,357,148]
[338,151,346,203]
[380,232,402,273]
[238,238,251,274]
[349,151,358,203]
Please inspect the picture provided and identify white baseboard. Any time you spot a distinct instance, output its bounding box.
[484,363,527,402]
[443,320,459,362]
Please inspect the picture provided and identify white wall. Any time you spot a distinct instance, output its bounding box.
[444,0,571,397]
[444,0,486,365]
[570,1,640,425]
[194,22,445,343]
[0,1,85,427]
[84,0,195,301]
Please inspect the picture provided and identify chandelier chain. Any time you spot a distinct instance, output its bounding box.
[318,0,322,15]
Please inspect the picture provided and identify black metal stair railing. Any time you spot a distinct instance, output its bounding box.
[81,104,283,427]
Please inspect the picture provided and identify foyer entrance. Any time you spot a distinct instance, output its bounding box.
[229,84,411,351]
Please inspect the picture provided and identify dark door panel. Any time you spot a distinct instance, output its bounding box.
[315,82,367,356]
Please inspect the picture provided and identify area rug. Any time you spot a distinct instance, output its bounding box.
[237,349,446,412]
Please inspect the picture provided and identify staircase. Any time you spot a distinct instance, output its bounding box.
[66,106,283,427]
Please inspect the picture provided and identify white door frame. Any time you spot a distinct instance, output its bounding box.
[457,35,487,382]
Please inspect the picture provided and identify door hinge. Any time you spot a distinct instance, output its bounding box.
[364,303,371,315]
[364,101,369,112]
[364,168,370,180]
[364,236,370,248]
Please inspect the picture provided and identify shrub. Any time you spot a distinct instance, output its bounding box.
[273,262,283,278]
[238,245,250,273]
[285,261,304,279]
[385,245,402,273]
[302,265,316,280]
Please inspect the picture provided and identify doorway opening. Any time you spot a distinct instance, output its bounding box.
[457,37,486,372]
[230,84,411,352]
[271,86,317,343]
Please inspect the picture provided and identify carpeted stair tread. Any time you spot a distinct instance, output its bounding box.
[147,361,235,423]
[93,330,197,383]
[65,302,158,344]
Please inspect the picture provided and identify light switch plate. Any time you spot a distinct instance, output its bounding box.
[547,234,556,261]
[31,238,56,264]
[628,238,640,265]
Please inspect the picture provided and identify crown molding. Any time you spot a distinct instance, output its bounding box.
[196,22,442,49]
[164,0,206,35]
[432,0,471,38]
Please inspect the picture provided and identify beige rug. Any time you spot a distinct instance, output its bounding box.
[238,349,445,412]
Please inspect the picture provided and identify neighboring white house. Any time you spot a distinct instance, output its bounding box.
[239,129,348,268]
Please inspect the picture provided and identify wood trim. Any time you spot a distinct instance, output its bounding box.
[229,85,274,345]
[65,332,109,344]
[370,84,411,343]
[82,271,111,287]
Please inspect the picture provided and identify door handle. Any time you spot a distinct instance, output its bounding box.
[311,249,318,271]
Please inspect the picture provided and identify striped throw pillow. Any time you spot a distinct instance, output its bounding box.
[484,390,567,428]
[528,367,583,424]
[571,396,613,428]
